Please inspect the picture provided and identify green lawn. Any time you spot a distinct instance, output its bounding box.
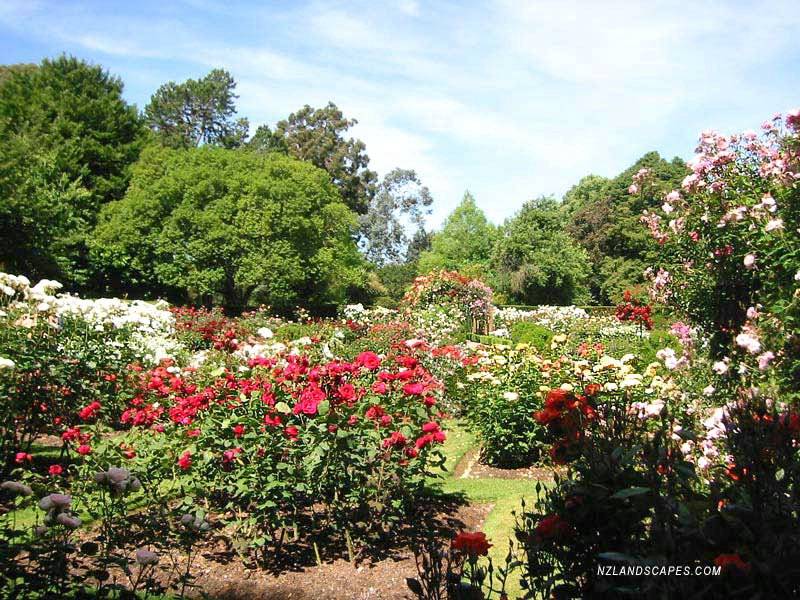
[428,419,550,598]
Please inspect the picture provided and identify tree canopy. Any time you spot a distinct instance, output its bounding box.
[144,69,249,149]
[249,102,377,214]
[418,191,496,277]
[92,146,366,309]
[492,197,591,305]
[0,55,144,286]
[565,152,688,302]
[359,168,432,266]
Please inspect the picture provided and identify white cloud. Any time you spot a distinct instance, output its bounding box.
[1,0,798,227]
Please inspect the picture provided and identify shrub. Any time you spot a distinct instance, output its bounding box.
[509,322,553,351]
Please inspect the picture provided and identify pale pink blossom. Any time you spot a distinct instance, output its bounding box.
[765,218,783,232]
[735,331,761,354]
[757,351,775,370]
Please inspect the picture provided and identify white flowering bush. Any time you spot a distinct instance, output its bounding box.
[341,303,399,327]
[493,305,589,331]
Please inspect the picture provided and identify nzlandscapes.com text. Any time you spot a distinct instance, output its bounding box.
[597,565,722,577]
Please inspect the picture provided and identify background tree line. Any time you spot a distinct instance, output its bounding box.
[0,55,688,311]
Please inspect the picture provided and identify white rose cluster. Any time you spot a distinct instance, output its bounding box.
[1,272,180,365]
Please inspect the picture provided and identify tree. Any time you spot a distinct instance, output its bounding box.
[359,168,432,265]
[418,192,497,277]
[565,153,688,303]
[92,146,368,310]
[144,69,249,149]
[0,56,144,286]
[405,227,432,263]
[249,102,377,213]
[492,197,590,305]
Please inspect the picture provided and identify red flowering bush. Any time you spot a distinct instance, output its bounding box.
[0,311,137,475]
[88,347,448,561]
[614,290,654,331]
[171,306,241,352]
[513,375,800,598]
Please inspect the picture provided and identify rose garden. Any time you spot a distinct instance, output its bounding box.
[1,57,800,600]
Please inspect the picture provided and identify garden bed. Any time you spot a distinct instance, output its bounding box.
[453,447,561,482]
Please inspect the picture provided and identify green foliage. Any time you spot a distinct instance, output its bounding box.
[376,261,419,302]
[0,56,144,287]
[492,197,591,305]
[92,146,368,309]
[509,322,553,351]
[565,153,688,303]
[249,102,377,214]
[460,346,550,468]
[144,68,249,149]
[418,192,497,278]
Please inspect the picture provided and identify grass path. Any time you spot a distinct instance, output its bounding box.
[429,420,546,597]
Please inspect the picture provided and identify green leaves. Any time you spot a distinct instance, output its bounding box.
[610,487,650,500]
[94,146,361,310]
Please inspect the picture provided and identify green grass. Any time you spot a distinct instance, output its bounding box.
[428,419,552,598]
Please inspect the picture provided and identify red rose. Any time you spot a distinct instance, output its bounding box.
[337,383,356,402]
[76,444,92,456]
[263,414,282,427]
[284,426,300,441]
[78,401,102,421]
[714,553,750,573]
[382,431,407,449]
[403,382,425,396]
[452,531,492,557]
[293,384,326,416]
[534,514,573,541]
[15,452,32,464]
[232,424,245,438]
[177,451,192,470]
[355,351,382,370]
[222,447,242,464]
[49,464,64,476]
[365,405,386,420]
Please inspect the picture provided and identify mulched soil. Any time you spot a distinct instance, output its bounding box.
[69,499,493,600]
[197,506,491,598]
[453,447,564,481]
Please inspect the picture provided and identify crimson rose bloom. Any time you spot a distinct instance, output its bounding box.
[355,351,382,370]
[49,464,64,476]
[452,531,492,557]
[535,514,573,541]
[403,382,425,395]
[177,451,192,470]
[714,553,750,573]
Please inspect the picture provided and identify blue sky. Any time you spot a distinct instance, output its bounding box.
[1,0,799,227]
